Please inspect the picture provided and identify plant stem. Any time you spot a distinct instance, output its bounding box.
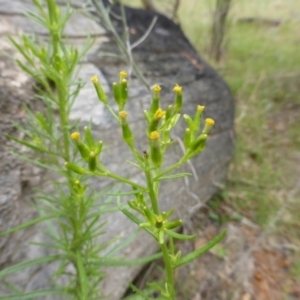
[153,159,185,181]
[145,168,159,215]
[161,243,175,300]
[105,104,119,121]
[57,83,70,161]
[105,171,146,190]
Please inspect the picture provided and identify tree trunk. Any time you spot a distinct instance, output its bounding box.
[141,0,156,10]
[210,0,231,62]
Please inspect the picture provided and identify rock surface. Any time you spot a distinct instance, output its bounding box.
[0,1,234,299]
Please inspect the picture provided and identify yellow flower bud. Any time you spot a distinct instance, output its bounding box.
[173,84,183,112]
[119,111,128,119]
[150,131,160,140]
[152,85,161,93]
[194,105,205,131]
[155,216,164,229]
[120,70,127,79]
[173,84,182,95]
[119,111,134,146]
[91,75,107,104]
[90,75,98,84]
[149,131,162,167]
[197,105,205,112]
[149,108,165,131]
[71,133,90,161]
[154,108,166,119]
[150,85,161,115]
[74,180,80,185]
[71,132,80,141]
[205,118,215,126]
[203,118,215,134]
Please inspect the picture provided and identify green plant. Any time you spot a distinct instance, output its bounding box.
[0,1,227,299]
[66,72,226,299]
[1,0,159,299]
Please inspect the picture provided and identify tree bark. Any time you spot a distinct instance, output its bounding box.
[210,0,231,62]
[141,0,156,10]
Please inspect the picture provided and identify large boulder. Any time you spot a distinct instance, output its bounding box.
[0,1,234,299]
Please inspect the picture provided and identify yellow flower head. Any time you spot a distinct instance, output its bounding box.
[120,71,127,79]
[150,131,160,140]
[154,108,166,119]
[156,216,163,223]
[74,180,80,185]
[71,132,80,141]
[173,84,182,95]
[152,85,161,93]
[91,75,99,84]
[205,118,215,126]
[119,110,128,119]
[197,105,205,113]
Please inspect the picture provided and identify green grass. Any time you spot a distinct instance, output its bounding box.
[178,2,299,228]
[218,21,300,226]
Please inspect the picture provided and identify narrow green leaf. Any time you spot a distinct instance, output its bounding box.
[125,159,143,170]
[96,252,162,267]
[78,35,95,61]
[29,242,66,251]
[107,190,141,196]
[23,11,48,28]
[0,214,59,236]
[0,289,65,299]
[15,60,38,80]
[0,255,62,279]
[119,206,142,227]
[154,172,191,181]
[105,230,139,256]
[117,197,156,238]
[7,134,45,152]
[175,230,227,268]
[165,230,196,241]
[8,36,33,66]
[9,151,59,172]
[127,283,148,299]
[1,280,22,294]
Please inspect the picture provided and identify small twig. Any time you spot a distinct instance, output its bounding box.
[88,0,152,90]
[172,0,180,21]
[141,0,156,11]
[131,16,158,50]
